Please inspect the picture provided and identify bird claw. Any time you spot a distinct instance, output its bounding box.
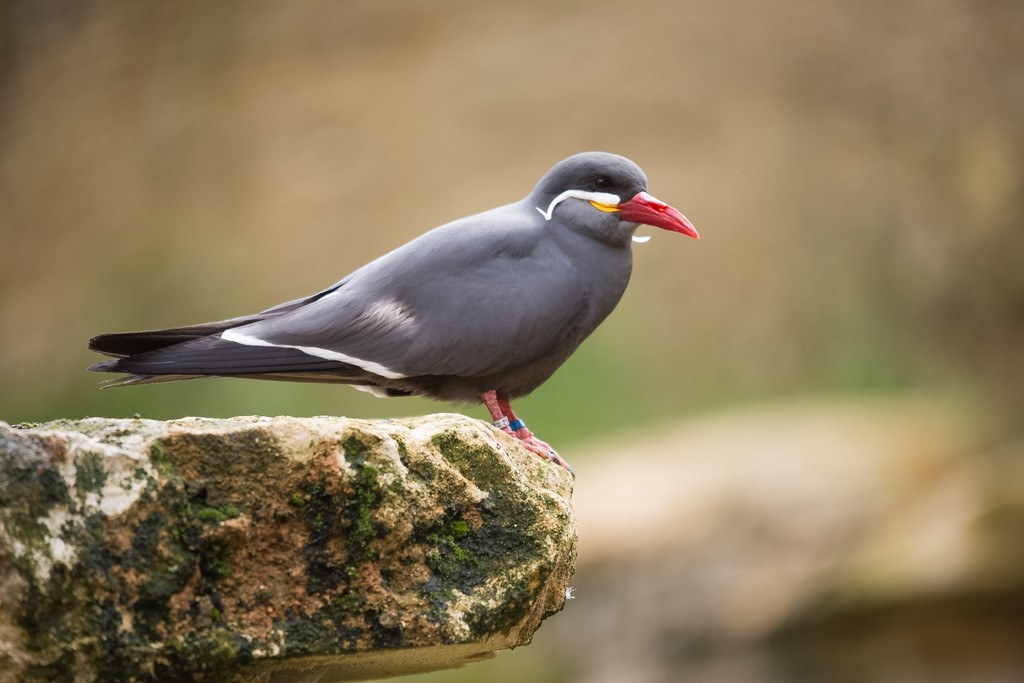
[545,449,575,477]
[513,431,575,477]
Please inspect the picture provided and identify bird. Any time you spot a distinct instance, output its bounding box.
[89,152,699,475]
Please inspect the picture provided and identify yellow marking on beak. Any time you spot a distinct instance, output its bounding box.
[589,200,620,213]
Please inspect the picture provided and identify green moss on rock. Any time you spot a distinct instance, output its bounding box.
[0,415,576,682]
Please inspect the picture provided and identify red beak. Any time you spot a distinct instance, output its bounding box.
[618,191,699,239]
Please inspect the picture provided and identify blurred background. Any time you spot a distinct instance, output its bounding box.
[1,0,1022,681]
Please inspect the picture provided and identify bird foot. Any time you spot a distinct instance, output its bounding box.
[480,392,574,476]
[514,428,575,477]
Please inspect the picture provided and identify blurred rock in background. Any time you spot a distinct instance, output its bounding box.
[1,0,1021,681]
[562,395,1024,683]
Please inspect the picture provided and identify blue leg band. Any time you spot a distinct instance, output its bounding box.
[508,419,526,431]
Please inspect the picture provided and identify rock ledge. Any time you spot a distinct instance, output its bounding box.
[0,414,576,683]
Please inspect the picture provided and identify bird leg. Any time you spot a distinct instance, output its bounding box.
[495,396,554,450]
[479,390,574,476]
[480,390,516,437]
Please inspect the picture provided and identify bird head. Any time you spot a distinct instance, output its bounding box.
[532,152,699,244]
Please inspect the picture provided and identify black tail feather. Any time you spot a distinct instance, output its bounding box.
[98,373,206,388]
[89,335,372,387]
[87,286,343,358]
[87,318,262,357]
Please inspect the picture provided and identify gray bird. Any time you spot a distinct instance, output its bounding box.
[89,152,699,474]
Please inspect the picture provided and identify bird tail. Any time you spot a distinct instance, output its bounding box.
[91,367,206,388]
[88,327,376,388]
[87,283,371,388]
[88,317,261,358]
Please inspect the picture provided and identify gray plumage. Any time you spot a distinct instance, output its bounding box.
[90,152,697,407]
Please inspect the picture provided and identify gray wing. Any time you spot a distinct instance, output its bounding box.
[233,206,591,379]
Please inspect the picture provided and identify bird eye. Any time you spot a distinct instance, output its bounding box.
[593,176,609,190]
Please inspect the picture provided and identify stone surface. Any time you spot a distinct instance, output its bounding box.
[0,414,576,683]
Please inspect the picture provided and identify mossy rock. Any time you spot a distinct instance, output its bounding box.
[0,414,576,682]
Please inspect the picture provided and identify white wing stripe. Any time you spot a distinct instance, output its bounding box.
[221,327,407,379]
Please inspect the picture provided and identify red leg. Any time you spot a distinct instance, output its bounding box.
[480,391,574,476]
[480,390,514,435]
